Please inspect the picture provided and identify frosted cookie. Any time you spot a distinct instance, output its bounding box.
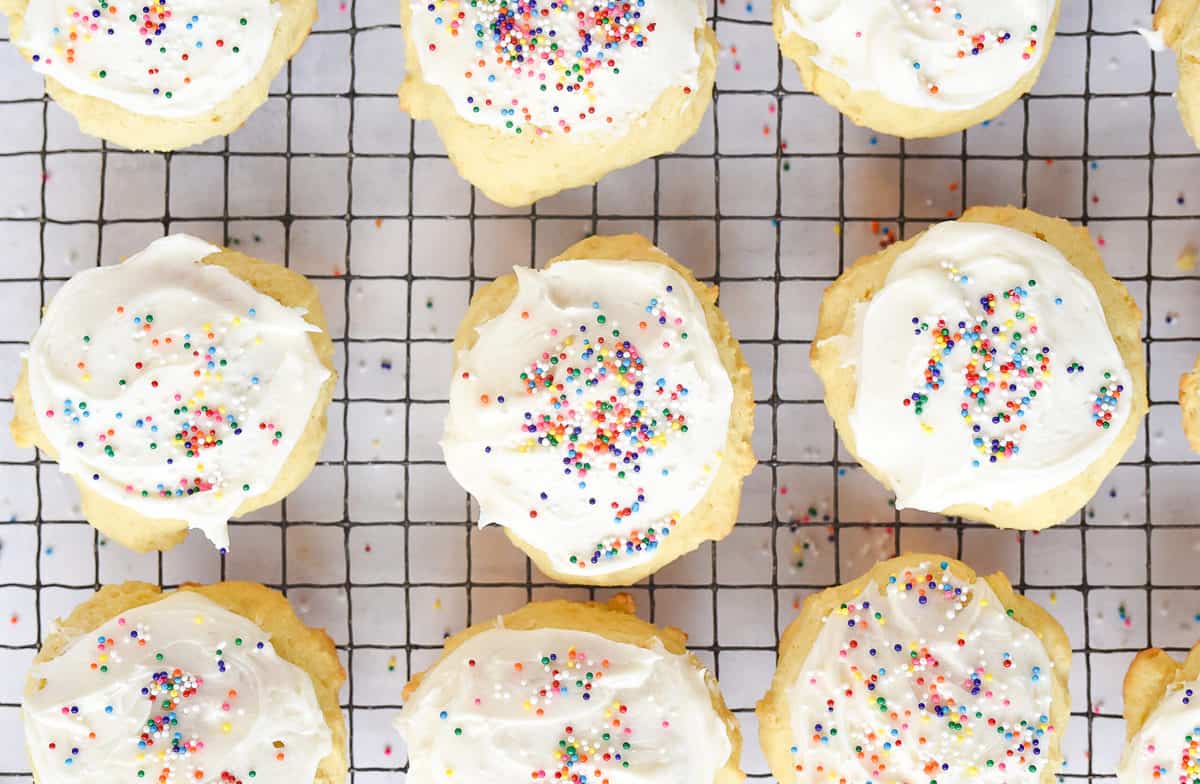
[396,595,744,784]
[1156,0,1200,148]
[398,0,718,206]
[0,0,317,151]
[757,554,1072,784]
[1183,355,1200,452]
[774,0,1060,138]
[1120,642,1200,783]
[442,234,755,585]
[11,234,336,553]
[23,582,346,784]
[811,206,1147,529]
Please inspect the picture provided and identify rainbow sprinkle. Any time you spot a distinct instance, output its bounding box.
[26,1,266,106]
[486,287,696,570]
[45,306,285,503]
[416,0,667,134]
[904,273,1053,467]
[789,562,1057,783]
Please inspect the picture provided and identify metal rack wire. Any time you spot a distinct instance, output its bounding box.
[0,0,1198,780]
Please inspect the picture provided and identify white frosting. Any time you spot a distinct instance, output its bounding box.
[17,0,281,118]
[1119,677,1200,783]
[785,561,1058,784]
[441,259,733,576]
[396,626,732,783]
[839,221,1132,515]
[1136,26,1169,53]
[26,234,330,550]
[23,591,332,784]
[781,0,1054,111]
[409,0,704,135]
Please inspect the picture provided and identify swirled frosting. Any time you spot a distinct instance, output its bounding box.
[396,626,733,783]
[23,591,332,784]
[16,0,281,118]
[780,0,1054,112]
[409,0,705,135]
[784,561,1059,783]
[839,221,1132,515]
[26,234,330,550]
[1119,677,1200,783]
[441,259,733,576]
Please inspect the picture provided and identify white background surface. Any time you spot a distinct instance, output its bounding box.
[0,0,1198,781]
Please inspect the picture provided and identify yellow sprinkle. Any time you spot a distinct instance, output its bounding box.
[222,723,232,733]
[1177,245,1198,272]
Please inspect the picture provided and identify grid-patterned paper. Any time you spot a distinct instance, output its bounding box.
[1,0,1199,781]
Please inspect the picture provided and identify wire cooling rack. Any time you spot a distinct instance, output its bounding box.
[1,0,1199,781]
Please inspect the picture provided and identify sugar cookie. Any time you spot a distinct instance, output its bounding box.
[397,595,744,784]
[11,235,336,552]
[773,0,1060,138]
[1156,0,1200,148]
[442,234,755,585]
[1182,354,1200,452]
[23,581,346,784]
[757,554,1072,784]
[1120,641,1200,783]
[0,0,317,151]
[398,0,717,206]
[811,206,1147,529]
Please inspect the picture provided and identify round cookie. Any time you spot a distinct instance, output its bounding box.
[10,234,336,553]
[757,553,1072,784]
[398,0,718,206]
[1156,0,1200,149]
[0,0,317,151]
[23,581,347,784]
[1119,642,1200,782]
[811,206,1147,529]
[442,233,755,585]
[396,595,744,784]
[773,0,1060,138]
[1182,354,1200,452]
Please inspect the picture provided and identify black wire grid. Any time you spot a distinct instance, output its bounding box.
[0,0,1198,780]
